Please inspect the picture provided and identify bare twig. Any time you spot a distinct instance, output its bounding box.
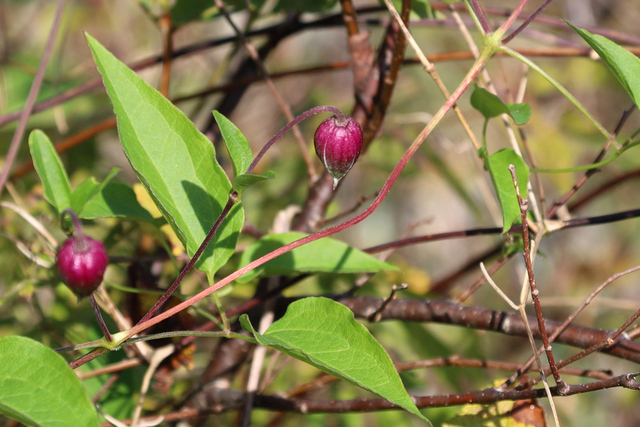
[0,0,67,196]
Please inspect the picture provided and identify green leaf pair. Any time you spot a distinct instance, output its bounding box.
[470,86,530,126]
[469,86,530,232]
[29,130,154,222]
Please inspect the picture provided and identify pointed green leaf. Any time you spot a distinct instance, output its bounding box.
[86,34,243,275]
[213,110,253,178]
[232,171,275,195]
[71,168,119,214]
[79,182,156,221]
[568,22,640,109]
[28,130,72,216]
[0,336,100,426]
[240,298,430,423]
[486,148,529,232]
[237,231,399,283]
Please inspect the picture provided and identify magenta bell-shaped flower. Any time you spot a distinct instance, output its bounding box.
[314,115,363,189]
[56,234,108,298]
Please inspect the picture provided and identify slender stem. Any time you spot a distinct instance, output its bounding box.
[501,45,619,149]
[502,0,556,44]
[385,0,481,150]
[531,139,640,173]
[246,105,343,174]
[468,0,491,34]
[90,294,113,342]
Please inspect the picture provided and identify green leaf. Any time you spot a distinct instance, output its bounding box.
[486,149,529,232]
[568,22,640,109]
[170,0,217,26]
[213,110,253,178]
[79,182,156,221]
[28,130,72,216]
[71,168,119,215]
[232,171,275,195]
[0,336,100,427]
[240,298,430,423]
[506,103,531,125]
[86,34,244,275]
[237,231,399,283]
[470,87,510,119]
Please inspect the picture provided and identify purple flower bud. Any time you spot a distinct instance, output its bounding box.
[314,115,363,189]
[56,235,108,298]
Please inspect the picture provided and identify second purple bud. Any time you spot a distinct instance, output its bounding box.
[314,115,363,189]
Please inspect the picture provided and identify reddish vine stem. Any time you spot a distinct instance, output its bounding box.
[135,197,237,326]
[509,164,568,395]
[136,105,343,326]
[119,55,489,342]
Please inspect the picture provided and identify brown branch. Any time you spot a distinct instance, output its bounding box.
[107,373,638,425]
[158,13,173,97]
[327,296,640,364]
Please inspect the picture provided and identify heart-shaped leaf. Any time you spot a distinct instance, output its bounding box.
[241,297,430,423]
